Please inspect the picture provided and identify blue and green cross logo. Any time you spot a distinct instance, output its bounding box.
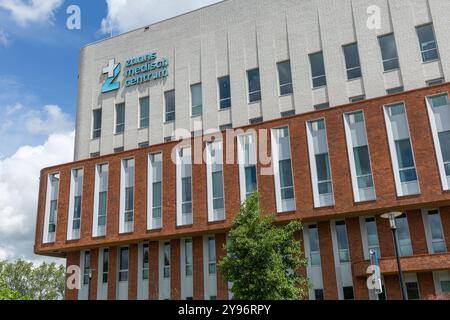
[102,59,121,93]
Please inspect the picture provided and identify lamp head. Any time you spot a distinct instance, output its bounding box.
[380,211,403,229]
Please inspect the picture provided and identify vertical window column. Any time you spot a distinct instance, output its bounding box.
[148,153,163,230]
[307,119,334,207]
[331,220,354,300]
[181,238,193,300]
[416,23,439,62]
[378,34,399,71]
[277,61,293,95]
[206,141,225,222]
[67,168,83,240]
[93,164,108,237]
[271,127,296,213]
[218,76,231,109]
[344,111,375,202]
[247,68,261,103]
[44,173,59,243]
[396,213,413,257]
[204,236,217,300]
[120,159,134,234]
[139,97,150,129]
[384,103,419,196]
[177,147,193,226]
[165,90,175,122]
[309,51,327,88]
[343,43,362,80]
[237,134,258,202]
[191,83,203,117]
[92,109,102,139]
[360,217,381,259]
[423,209,447,254]
[426,94,450,190]
[115,103,125,134]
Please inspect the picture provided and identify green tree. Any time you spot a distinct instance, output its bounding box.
[219,192,309,300]
[0,260,65,300]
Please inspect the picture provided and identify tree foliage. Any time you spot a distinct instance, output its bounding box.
[219,192,309,300]
[0,260,65,300]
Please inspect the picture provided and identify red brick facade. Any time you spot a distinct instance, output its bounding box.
[33,84,450,300]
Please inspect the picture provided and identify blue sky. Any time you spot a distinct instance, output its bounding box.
[0,0,221,263]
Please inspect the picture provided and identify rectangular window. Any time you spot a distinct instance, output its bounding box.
[102,248,109,284]
[344,111,375,202]
[191,83,202,117]
[115,103,125,134]
[68,169,83,240]
[416,24,439,62]
[177,147,192,226]
[94,164,108,237]
[426,94,450,190]
[314,289,324,300]
[139,97,150,129]
[387,87,404,95]
[378,34,399,71]
[121,159,134,233]
[119,247,129,282]
[349,95,366,103]
[364,217,380,258]
[384,103,419,196]
[238,134,258,202]
[406,281,420,300]
[92,109,102,139]
[208,237,216,275]
[427,78,445,86]
[45,173,59,243]
[185,238,193,277]
[163,242,170,278]
[335,221,350,263]
[425,210,447,253]
[314,102,330,111]
[149,153,163,230]
[396,213,413,257]
[307,119,334,207]
[309,51,327,88]
[271,127,296,213]
[165,90,175,122]
[218,76,231,109]
[343,286,354,300]
[247,68,261,103]
[83,251,90,285]
[343,43,362,80]
[277,61,293,95]
[207,141,225,222]
[142,243,149,280]
[307,224,321,266]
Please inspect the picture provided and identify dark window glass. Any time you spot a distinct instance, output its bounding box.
[119,247,129,282]
[245,166,257,195]
[115,103,125,134]
[92,109,102,138]
[191,83,202,116]
[314,289,324,300]
[102,249,109,283]
[218,76,231,109]
[378,34,399,71]
[343,286,354,300]
[83,251,90,285]
[343,43,362,80]
[139,97,150,128]
[309,52,327,88]
[416,24,439,62]
[247,68,261,103]
[406,282,420,300]
[165,90,175,122]
[277,61,293,95]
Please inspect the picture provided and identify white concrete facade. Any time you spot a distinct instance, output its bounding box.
[74,0,450,161]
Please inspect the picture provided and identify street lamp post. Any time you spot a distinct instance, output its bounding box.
[381,211,408,300]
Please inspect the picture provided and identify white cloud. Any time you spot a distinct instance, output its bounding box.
[0,0,63,26]
[0,130,74,262]
[25,104,73,135]
[101,0,222,34]
[6,102,23,115]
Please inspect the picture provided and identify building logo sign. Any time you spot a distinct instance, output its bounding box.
[101,52,169,94]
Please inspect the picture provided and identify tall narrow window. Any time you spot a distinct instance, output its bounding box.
[93,164,108,237]
[148,153,163,230]
[247,68,261,103]
[119,247,129,282]
[307,119,334,207]
[121,159,134,233]
[139,97,150,129]
[177,147,192,226]
[343,43,362,80]
[307,224,321,266]
[68,168,83,240]
[378,34,399,71]
[238,134,257,202]
[384,103,419,196]
[335,221,350,263]
[424,209,447,253]
[364,217,380,258]
[218,76,231,109]
[83,251,90,285]
[165,90,175,122]
[142,243,149,280]
[102,248,109,283]
[115,103,125,134]
[92,109,102,139]
[271,127,295,213]
[207,237,216,275]
[416,24,439,62]
[191,83,202,117]
[277,61,293,95]
[163,242,170,278]
[426,94,450,190]
[396,213,413,257]
[185,238,193,277]
[309,51,327,88]
[44,173,59,243]
[344,111,375,202]
[206,141,225,222]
